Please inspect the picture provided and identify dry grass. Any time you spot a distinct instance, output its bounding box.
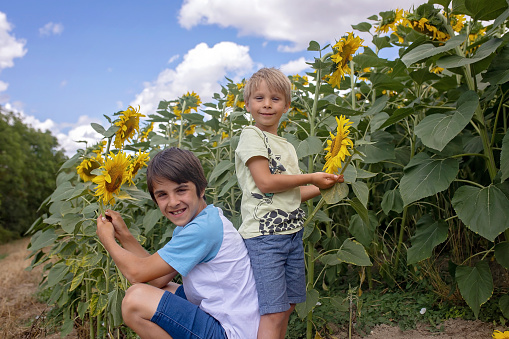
[0,238,56,338]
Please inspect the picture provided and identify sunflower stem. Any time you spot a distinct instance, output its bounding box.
[178,100,187,148]
[350,60,356,110]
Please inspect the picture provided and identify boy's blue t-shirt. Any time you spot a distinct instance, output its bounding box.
[157,204,222,276]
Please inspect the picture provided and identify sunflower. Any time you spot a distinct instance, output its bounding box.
[185,124,196,136]
[226,82,245,108]
[323,115,354,175]
[127,150,150,185]
[376,9,404,33]
[114,106,145,149]
[173,91,202,119]
[76,154,103,182]
[493,330,509,339]
[139,122,154,142]
[450,14,465,33]
[327,33,365,88]
[93,151,131,205]
[431,65,444,74]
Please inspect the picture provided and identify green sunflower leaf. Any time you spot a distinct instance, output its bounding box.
[407,215,449,265]
[500,294,509,319]
[337,238,372,266]
[401,34,465,67]
[400,153,459,206]
[296,288,320,319]
[415,91,478,151]
[494,241,509,269]
[456,261,493,319]
[501,132,509,182]
[348,212,378,248]
[321,182,349,205]
[452,184,509,242]
[381,188,404,214]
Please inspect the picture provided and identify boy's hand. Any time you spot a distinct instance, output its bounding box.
[96,215,115,243]
[313,172,344,189]
[104,209,129,239]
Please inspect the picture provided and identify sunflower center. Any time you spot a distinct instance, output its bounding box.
[84,161,100,177]
[105,167,124,192]
[330,135,341,158]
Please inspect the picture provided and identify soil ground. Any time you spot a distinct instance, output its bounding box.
[0,238,503,338]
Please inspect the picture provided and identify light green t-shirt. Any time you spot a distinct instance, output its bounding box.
[235,126,304,239]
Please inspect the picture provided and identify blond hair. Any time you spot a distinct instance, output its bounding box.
[244,67,291,105]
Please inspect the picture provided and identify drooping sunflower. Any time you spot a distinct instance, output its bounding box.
[493,330,509,339]
[173,91,202,119]
[114,106,146,149]
[323,115,354,175]
[93,151,131,205]
[76,154,103,182]
[127,150,150,185]
[327,33,365,88]
[185,124,196,136]
[139,122,154,142]
[450,14,465,33]
[226,82,245,108]
[376,9,405,34]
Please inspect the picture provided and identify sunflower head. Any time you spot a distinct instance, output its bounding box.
[127,150,150,185]
[323,115,354,175]
[493,330,509,339]
[226,82,245,108]
[139,122,154,142]
[92,151,131,205]
[327,33,365,88]
[114,106,145,149]
[185,124,196,136]
[77,155,103,182]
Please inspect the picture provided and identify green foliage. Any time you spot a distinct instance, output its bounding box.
[0,108,67,240]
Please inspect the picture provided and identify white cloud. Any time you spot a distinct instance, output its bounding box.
[0,12,27,70]
[179,0,421,51]
[280,57,309,75]
[131,41,255,115]
[9,105,102,156]
[168,55,180,64]
[39,22,64,36]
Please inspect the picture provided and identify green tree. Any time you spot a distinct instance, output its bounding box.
[0,107,67,242]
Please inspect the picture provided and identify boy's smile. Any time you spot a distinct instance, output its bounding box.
[153,178,207,227]
[246,80,290,135]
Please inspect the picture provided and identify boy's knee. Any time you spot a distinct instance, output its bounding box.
[122,284,146,317]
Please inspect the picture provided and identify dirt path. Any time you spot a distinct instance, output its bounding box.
[0,238,50,338]
[0,238,503,338]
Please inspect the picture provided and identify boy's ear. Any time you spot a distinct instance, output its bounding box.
[245,100,250,112]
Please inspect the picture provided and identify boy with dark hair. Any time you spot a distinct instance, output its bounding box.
[235,67,343,339]
[97,147,259,339]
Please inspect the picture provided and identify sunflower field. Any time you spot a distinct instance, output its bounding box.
[27,0,509,338]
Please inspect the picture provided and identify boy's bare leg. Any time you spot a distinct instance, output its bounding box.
[257,304,296,339]
[121,283,180,339]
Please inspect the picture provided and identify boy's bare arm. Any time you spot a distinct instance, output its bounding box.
[247,156,341,194]
[96,215,176,285]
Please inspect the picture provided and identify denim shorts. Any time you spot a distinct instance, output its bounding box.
[244,228,306,315]
[150,285,227,339]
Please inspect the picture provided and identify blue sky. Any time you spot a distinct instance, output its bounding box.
[0,0,420,155]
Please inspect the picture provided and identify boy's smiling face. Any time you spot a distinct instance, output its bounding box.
[153,178,207,227]
[246,79,290,135]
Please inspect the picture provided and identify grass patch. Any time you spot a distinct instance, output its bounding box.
[286,284,506,338]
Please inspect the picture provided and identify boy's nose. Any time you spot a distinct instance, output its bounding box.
[263,98,271,108]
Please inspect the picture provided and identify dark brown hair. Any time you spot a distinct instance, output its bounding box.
[147,147,208,202]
